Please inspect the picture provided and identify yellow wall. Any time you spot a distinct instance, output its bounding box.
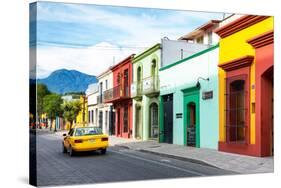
[218,17,273,144]
[76,96,88,126]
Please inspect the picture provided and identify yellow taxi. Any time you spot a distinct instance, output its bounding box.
[62,126,109,156]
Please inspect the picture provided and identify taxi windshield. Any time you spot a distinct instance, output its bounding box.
[74,127,103,136]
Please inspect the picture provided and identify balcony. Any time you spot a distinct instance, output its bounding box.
[142,76,159,96]
[104,85,130,103]
[131,81,143,99]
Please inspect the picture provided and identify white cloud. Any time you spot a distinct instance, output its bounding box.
[35,2,227,78]
[37,2,225,44]
[36,41,142,78]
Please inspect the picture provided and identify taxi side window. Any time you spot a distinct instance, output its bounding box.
[68,129,74,136]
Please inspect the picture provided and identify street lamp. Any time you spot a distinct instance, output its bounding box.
[196,77,210,88]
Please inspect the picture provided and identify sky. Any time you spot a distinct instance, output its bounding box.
[30,2,227,79]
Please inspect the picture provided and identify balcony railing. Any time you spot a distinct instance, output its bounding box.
[104,85,130,102]
[131,81,143,98]
[142,76,159,95]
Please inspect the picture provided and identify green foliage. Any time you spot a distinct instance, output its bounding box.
[63,91,85,96]
[43,93,63,120]
[37,83,50,116]
[61,100,81,128]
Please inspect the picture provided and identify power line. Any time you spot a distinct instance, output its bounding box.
[36,41,150,50]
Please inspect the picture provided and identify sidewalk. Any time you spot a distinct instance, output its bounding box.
[109,136,141,146]
[116,140,273,174]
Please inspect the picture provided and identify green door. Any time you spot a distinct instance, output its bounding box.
[183,87,200,147]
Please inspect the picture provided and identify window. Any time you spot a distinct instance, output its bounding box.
[91,110,94,123]
[75,127,103,136]
[151,59,156,77]
[123,106,128,132]
[68,128,74,136]
[226,78,247,143]
[196,36,203,44]
[137,66,141,82]
[124,69,129,96]
[88,111,91,122]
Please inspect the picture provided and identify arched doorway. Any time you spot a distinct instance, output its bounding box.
[149,102,158,139]
[183,87,200,147]
[135,104,142,139]
[261,66,274,156]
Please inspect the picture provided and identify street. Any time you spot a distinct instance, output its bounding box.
[35,132,235,186]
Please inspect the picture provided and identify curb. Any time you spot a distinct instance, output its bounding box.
[115,144,226,170]
[138,149,222,169]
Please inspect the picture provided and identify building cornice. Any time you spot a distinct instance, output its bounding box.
[133,43,161,63]
[218,55,254,71]
[110,54,135,71]
[215,15,270,38]
[247,30,274,49]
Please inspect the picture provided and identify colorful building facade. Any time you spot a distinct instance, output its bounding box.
[86,83,99,127]
[131,44,161,140]
[159,44,219,149]
[97,69,115,135]
[104,55,134,138]
[215,15,274,156]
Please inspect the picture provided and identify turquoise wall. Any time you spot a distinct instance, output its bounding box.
[159,46,219,149]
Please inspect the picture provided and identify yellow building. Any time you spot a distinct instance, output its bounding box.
[215,15,273,156]
[76,95,88,127]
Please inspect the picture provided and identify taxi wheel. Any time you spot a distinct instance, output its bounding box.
[62,144,67,153]
[69,147,75,157]
[100,149,107,155]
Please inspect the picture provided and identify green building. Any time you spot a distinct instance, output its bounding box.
[159,44,219,149]
[131,43,161,141]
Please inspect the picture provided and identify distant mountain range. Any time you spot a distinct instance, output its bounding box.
[37,69,97,94]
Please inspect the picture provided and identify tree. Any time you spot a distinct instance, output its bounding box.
[37,83,50,119]
[61,100,81,129]
[43,93,63,131]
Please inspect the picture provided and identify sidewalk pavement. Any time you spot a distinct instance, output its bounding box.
[115,140,273,174]
[109,136,141,146]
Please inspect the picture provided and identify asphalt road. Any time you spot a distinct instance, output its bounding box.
[33,132,235,186]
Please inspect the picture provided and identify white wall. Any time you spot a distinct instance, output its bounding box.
[161,38,210,68]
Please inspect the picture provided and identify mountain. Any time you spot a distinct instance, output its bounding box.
[37,69,97,94]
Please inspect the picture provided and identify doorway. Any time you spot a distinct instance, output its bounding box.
[99,111,103,129]
[149,102,159,139]
[183,88,200,147]
[186,102,196,146]
[117,109,121,136]
[135,105,142,139]
[261,66,274,156]
[163,94,173,144]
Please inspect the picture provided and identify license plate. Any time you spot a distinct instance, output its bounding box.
[88,139,95,142]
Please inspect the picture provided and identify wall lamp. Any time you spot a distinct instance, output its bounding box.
[196,77,210,88]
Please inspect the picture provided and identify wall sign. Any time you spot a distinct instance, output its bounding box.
[176,113,183,118]
[202,91,213,100]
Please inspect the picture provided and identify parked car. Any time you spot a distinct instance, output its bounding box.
[62,126,108,156]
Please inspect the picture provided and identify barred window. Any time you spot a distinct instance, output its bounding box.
[225,76,248,143]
